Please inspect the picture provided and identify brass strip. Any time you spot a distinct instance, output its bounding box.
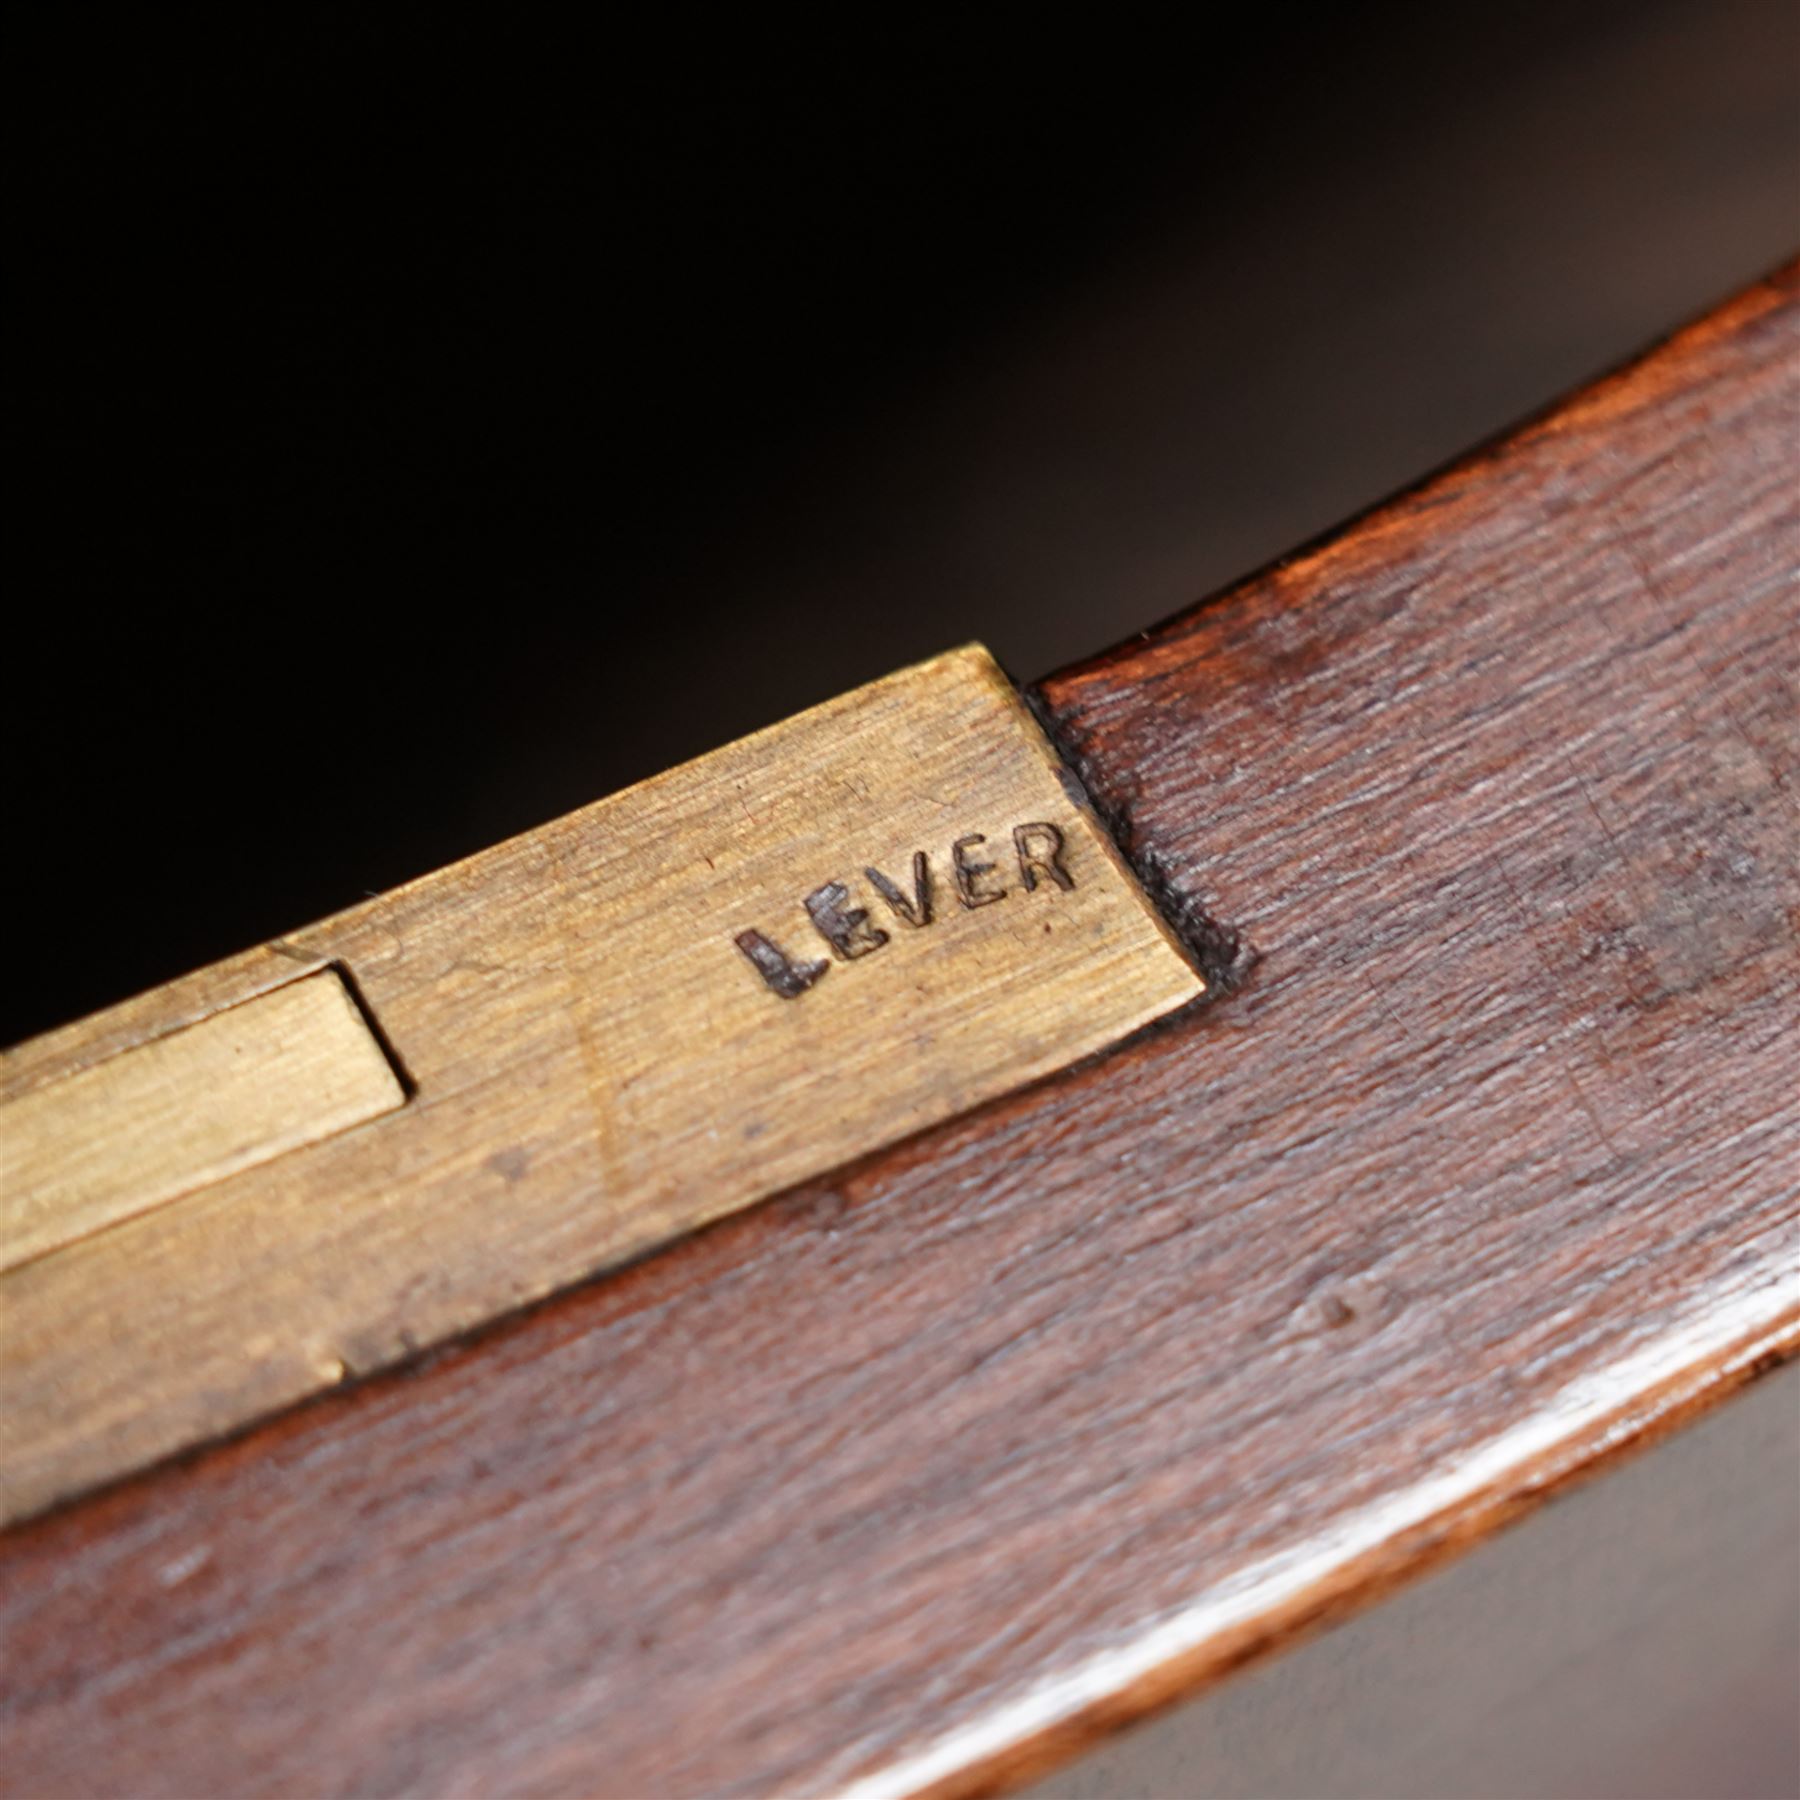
[0,646,1201,1523]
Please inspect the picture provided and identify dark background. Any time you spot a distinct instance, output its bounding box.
[9,5,1798,1046]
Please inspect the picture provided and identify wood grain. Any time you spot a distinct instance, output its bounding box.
[0,967,405,1273]
[1,264,1795,1799]
[1030,1358,1800,1799]
[0,645,1199,1527]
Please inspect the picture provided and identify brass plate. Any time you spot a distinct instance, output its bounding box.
[0,645,1201,1523]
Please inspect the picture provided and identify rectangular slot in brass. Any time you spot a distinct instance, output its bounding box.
[0,967,406,1273]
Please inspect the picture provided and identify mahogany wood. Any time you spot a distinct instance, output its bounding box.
[1032,1360,1800,1800]
[1,263,1795,1798]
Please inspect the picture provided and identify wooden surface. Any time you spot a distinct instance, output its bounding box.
[0,967,405,1274]
[0,645,1199,1527]
[1032,1358,1800,1799]
[2,264,1796,1798]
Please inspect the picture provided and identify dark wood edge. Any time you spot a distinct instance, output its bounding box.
[903,1316,1799,1800]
